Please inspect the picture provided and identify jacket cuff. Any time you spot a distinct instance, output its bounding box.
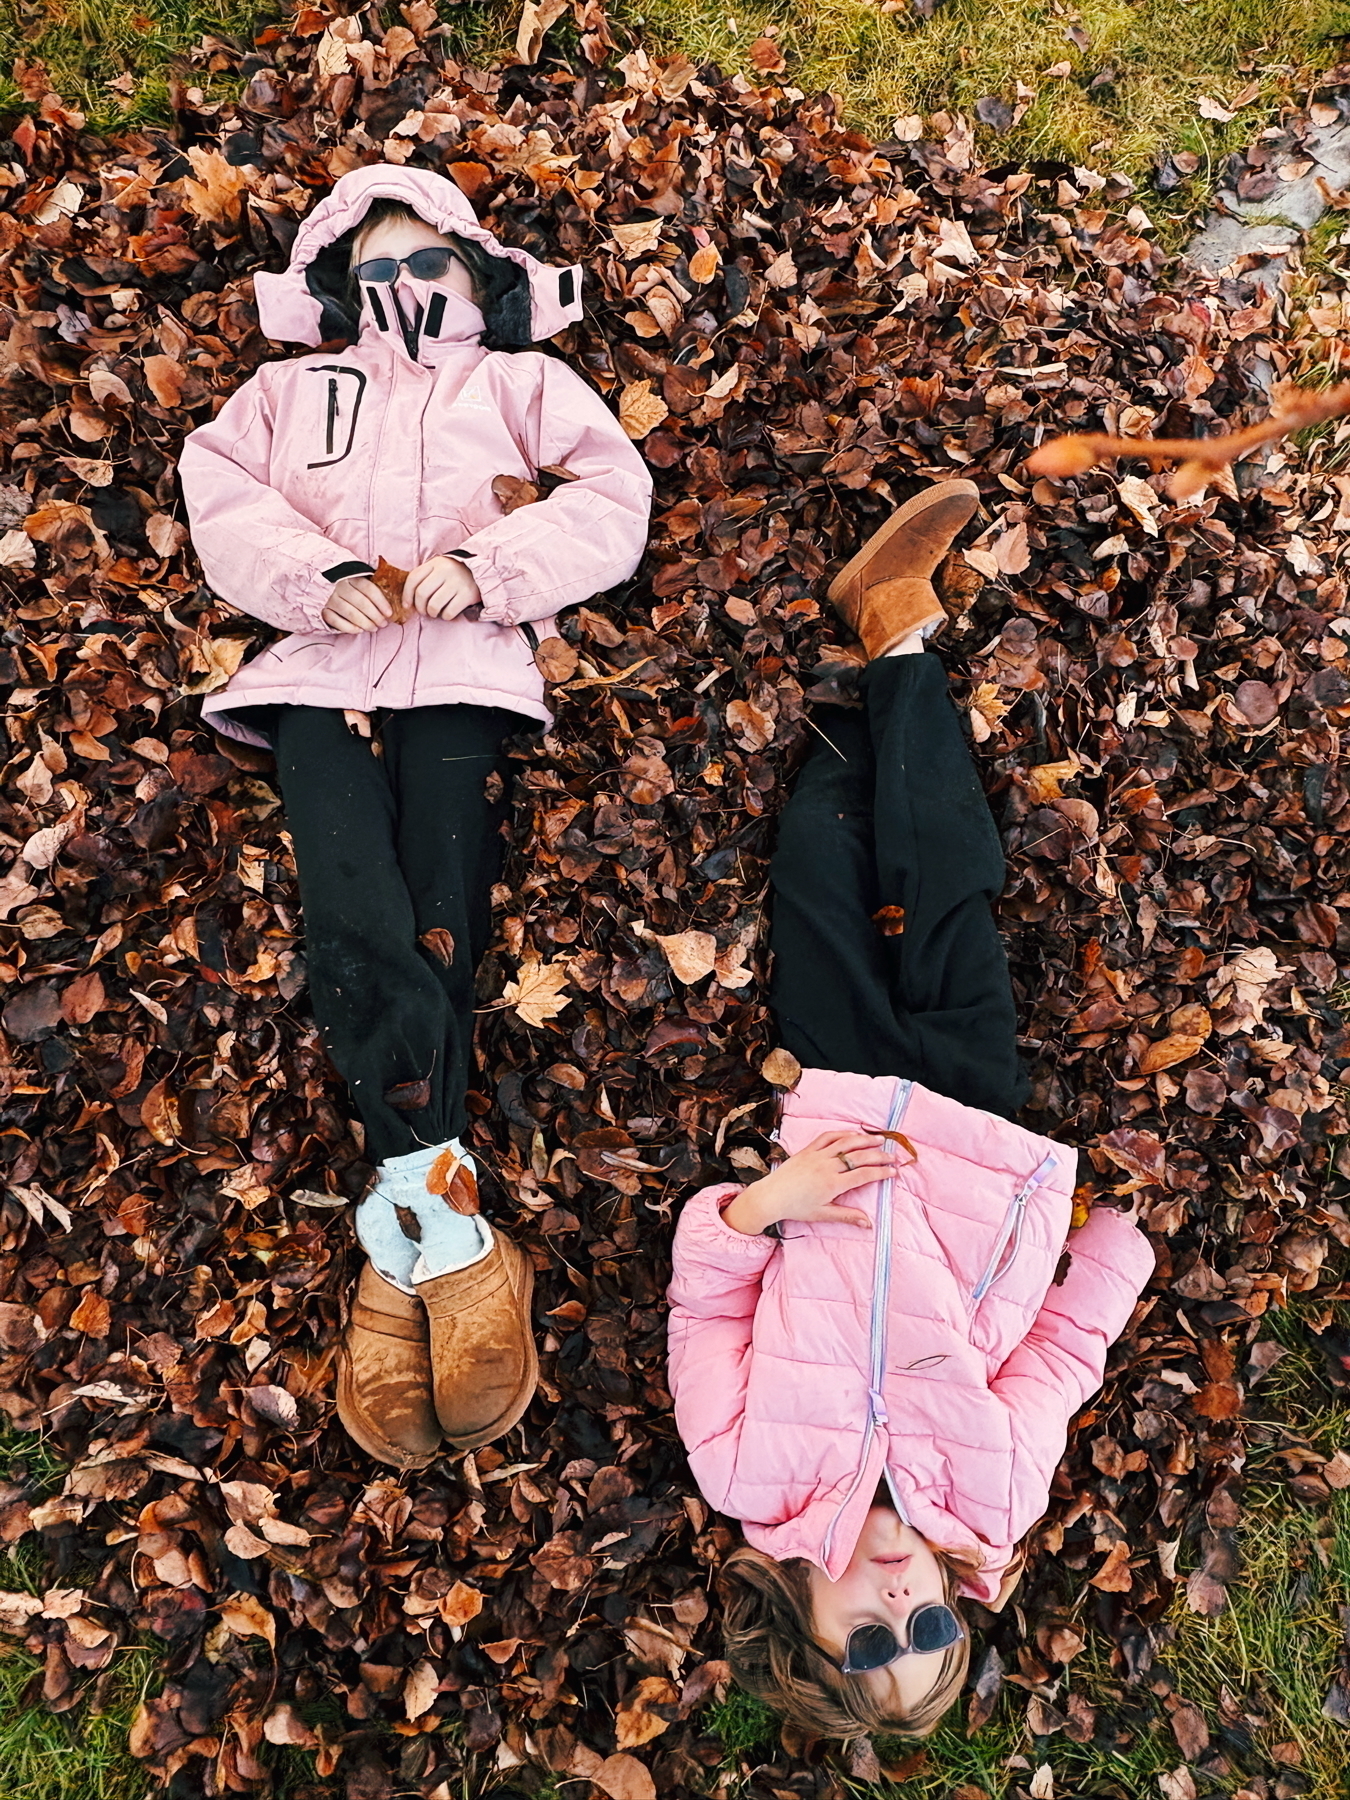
[322,559,377,583]
[467,548,524,627]
[678,1185,781,1259]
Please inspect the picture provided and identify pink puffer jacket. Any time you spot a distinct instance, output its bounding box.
[177,164,653,745]
[667,1068,1155,1604]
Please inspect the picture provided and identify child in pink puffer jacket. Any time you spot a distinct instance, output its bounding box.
[667,483,1154,1739]
[178,164,652,1468]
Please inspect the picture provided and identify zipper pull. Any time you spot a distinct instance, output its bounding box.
[868,1388,889,1424]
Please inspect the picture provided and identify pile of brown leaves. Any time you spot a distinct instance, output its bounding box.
[2,8,1350,1798]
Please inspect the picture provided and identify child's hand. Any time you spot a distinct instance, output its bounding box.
[721,1131,900,1236]
[405,555,482,621]
[322,575,393,634]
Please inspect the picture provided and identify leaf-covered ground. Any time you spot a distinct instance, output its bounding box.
[2,7,1350,1798]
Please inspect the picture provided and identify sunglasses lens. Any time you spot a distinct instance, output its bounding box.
[356,259,399,284]
[406,248,456,279]
[909,1605,962,1653]
[842,1624,900,1673]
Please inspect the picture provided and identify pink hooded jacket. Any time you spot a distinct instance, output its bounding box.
[667,1068,1155,1605]
[177,164,653,745]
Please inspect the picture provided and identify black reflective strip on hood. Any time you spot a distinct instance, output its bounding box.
[558,267,576,308]
[365,285,389,332]
[425,291,447,338]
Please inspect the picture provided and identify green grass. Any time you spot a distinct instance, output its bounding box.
[0,1644,159,1800]
[0,0,273,136]
[620,0,1350,209]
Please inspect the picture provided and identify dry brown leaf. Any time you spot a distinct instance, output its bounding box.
[618,379,669,439]
[761,1047,801,1088]
[515,0,569,64]
[654,930,718,984]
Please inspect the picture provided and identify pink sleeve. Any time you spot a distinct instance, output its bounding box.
[990,1209,1155,1530]
[457,355,653,627]
[178,368,364,634]
[666,1184,778,1517]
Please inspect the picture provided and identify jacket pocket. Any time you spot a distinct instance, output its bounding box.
[305,365,367,469]
[969,1153,1060,1309]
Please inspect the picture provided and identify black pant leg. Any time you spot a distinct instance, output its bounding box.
[865,653,1026,1116]
[270,706,456,1164]
[768,656,1026,1118]
[768,706,915,1077]
[380,705,516,1145]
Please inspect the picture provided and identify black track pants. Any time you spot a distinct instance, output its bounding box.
[257,704,516,1163]
[768,653,1027,1118]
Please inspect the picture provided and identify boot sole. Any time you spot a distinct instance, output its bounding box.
[826,478,981,607]
[439,1251,539,1451]
[335,1344,441,1470]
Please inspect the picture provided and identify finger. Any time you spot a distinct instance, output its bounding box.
[818,1131,895,1156]
[813,1200,872,1227]
[407,570,440,615]
[351,578,392,613]
[813,1145,899,1177]
[828,1163,892,1196]
[324,603,364,634]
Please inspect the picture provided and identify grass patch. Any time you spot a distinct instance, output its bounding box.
[0,1644,158,1800]
[708,1685,779,1760]
[618,0,1350,204]
[0,0,273,136]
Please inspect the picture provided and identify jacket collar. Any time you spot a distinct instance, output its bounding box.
[356,277,487,368]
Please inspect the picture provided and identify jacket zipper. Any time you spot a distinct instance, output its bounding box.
[820,1078,913,1567]
[324,376,337,456]
[970,1151,1059,1305]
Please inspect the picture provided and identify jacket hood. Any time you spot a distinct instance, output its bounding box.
[251,163,583,346]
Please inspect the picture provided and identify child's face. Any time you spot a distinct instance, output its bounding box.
[351,214,477,302]
[806,1507,955,1714]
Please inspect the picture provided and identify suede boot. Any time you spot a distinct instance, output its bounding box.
[827,479,980,658]
[415,1224,538,1449]
[336,1260,441,1470]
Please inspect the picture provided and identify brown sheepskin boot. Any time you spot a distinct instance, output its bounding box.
[415,1224,538,1450]
[335,1260,442,1470]
[826,478,980,658]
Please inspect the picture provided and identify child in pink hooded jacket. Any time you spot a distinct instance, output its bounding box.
[178,164,651,1468]
[666,483,1154,1739]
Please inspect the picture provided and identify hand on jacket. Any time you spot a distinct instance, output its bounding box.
[404,554,482,621]
[322,575,393,634]
[721,1130,900,1235]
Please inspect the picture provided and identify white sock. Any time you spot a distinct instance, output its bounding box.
[885,628,930,657]
[355,1139,484,1290]
[412,1214,492,1284]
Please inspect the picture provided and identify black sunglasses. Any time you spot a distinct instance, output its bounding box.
[353,246,463,285]
[832,1603,962,1674]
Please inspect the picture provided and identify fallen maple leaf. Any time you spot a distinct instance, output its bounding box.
[496,955,573,1027]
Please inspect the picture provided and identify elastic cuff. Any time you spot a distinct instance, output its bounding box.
[469,555,520,626]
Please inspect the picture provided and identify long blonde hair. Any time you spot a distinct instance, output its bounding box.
[718,1543,976,1739]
